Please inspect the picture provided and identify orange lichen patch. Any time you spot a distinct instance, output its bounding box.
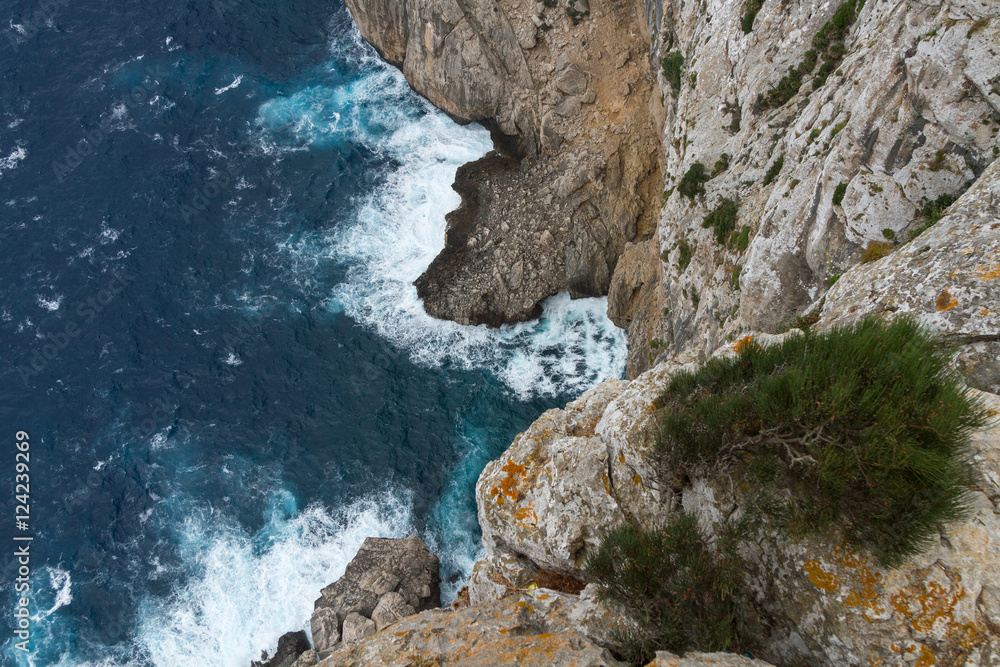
[835,550,884,619]
[936,289,958,311]
[733,335,757,354]
[891,577,968,638]
[978,263,1000,280]
[803,559,839,592]
[514,506,538,526]
[618,453,625,464]
[633,473,643,487]
[489,459,529,506]
[603,472,611,495]
[982,308,991,316]
[914,644,936,667]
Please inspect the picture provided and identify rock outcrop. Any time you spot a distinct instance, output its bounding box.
[252,631,312,667]
[818,156,1000,393]
[473,335,1000,666]
[345,0,663,339]
[311,536,439,656]
[350,0,998,380]
[645,0,998,378]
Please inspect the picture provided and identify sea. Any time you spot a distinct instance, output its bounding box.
[0,1,625,665]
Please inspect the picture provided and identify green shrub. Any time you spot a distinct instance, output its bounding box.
[832,181,847,205]
[757,0,862,110]
[922,193,957,224]
[712,153,731,177]
[659,317,986,567]
[741,0,765,33]
[702,199,739,244]
[763,156,784,186]
[585,515,751,664]
[732,225,752,252]
[678,163,709,199]
[677,239,693,272]
[662,51,685,94]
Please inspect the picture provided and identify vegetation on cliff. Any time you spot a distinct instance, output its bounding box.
[588,319,986,663]
[585,514,753,664]
[661,317,985,566]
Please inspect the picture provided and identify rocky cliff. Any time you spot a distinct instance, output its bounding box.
[345,0,664,350]
[296,0,1000,664]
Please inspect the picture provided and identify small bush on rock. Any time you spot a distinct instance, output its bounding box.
[702,199,739,244]
[659,317,986,567]
[678,163,709,199]
[585,514,752,664]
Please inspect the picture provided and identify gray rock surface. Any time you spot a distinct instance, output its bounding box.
[819,157,1000,393]
[371,591,416,632]
[345,0,663,334]
[308,607,339,656]
[314,535,439,631]
[644,0,998,381]
[340,613,376,645]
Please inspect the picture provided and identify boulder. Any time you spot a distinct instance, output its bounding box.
[251,630,310,667]
[308,607,339,655]
[340,613,376,645]
[820,157,1000,393]
[371,591,415,632]
[314,535,439,630]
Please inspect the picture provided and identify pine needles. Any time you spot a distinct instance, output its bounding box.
[659,317,986,567]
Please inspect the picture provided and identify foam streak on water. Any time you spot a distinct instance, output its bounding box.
[257,40,626,399]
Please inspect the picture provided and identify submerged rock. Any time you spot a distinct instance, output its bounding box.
[252,630,311,667]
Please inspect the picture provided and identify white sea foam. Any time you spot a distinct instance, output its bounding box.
[258,49,626,399]
[0,145,27,176]
[214,75,243,96]
[35,491,414,667]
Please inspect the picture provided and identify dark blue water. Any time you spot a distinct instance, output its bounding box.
[0,2,625,664]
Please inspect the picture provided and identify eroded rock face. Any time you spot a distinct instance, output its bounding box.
[819,157,1000,392]
[345,0,663,334]
[312,536,439,654]
[644,0,998,377]
[474,337,1000,666]
[318,589,627,666]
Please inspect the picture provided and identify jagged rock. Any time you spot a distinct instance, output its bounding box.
[371,591,416,631]
[289,651,317,667]
[819,157,1000,392]
[345,0,662,333]
[474,338,1000,666]
[340,613,376,645]
[252,631,311,667]
[309,607,340,655]
[645,0,997,378]
[318,589,627,666]
[314,535,439,630]
[476,378,629,572]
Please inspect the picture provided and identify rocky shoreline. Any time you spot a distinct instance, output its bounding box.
[258,0,1000,663]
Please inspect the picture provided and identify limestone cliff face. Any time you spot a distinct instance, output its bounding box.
[344,0,663,333]
[643,0,998,376]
